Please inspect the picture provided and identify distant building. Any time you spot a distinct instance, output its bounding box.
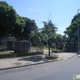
[1,36,16,50]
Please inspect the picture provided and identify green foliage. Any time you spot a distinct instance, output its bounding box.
[64,13,80,51]
[0,1,17,37]
[22,17,38,40]
[30,20,57,46]
[12,15,25,39]
[71,13,80,23]
[65,21,78,40]
[41,20,57,42]
[0,1,26,39]
[30,29,41,45]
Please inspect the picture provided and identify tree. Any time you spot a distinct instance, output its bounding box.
[64,13,79,51]
[55,34,64,50]
[41,20,57,56]
[0,1,25,40]
[30,29,41,45]
[41,20,57,42]
[71,13,80,24]
[12,15,25,39]
[0,1,17,38]
[30,20,57,45]
[22,17,38,40]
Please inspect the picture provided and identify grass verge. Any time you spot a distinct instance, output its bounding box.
[46,56,58,59]
[0,51,43,59]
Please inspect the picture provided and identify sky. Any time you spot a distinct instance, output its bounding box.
[2,0,80,35]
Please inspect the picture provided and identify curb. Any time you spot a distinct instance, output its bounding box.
[68,54,78,59]
[0,59,58,71]
[73,54,80,58]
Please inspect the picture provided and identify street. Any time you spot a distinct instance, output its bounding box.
[0,56,80,80]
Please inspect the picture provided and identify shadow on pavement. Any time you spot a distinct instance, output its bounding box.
[18,56,49,62]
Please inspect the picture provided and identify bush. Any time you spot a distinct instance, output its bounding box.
[46,56,58,59]
[0,46,6,52]
[15,52,43,57]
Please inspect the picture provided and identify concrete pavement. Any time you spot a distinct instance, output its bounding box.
[0,51,77,70]
[0,55,80,80]
[0,55,54,70]
[44,50,77,59]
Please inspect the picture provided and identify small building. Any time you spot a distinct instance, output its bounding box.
[1,37,16,50]
[14,40,31,54]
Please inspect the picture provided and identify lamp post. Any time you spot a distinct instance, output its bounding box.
[77,9,80,54]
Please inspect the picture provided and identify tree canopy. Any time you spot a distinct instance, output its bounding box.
[41,20,57,42]
[64,13,79,51]
[30,20,57,45]
[64,13,80,41]
[0,1,26,39]
[22,17,38,40]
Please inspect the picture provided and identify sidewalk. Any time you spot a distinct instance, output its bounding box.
[0,52,77,70]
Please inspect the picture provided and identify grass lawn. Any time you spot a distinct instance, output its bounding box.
[43,47,48,50]
[43,46,64,53]
[0,51,43,59]
[0,51,15,59]
[0,51,13,55]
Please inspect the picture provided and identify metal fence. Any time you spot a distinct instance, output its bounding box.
[30,42,44,53]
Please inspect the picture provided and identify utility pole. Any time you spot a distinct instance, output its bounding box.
[77,9,80,54]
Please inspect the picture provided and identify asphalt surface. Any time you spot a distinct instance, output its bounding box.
[0,56,80,80]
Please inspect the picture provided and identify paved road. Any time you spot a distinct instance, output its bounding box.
[0,56,80,80]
